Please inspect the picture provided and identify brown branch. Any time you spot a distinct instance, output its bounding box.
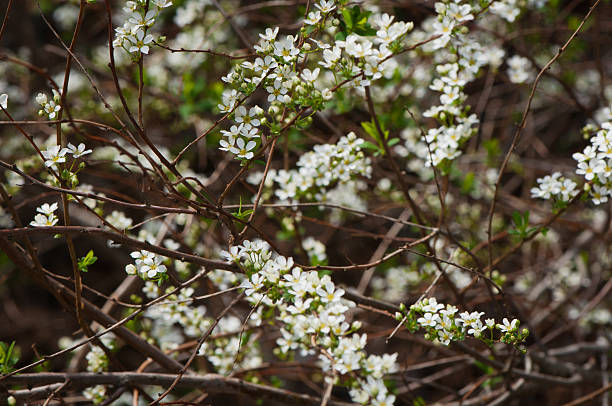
[485,0,602,274]
[0,226,239,273]
[2,372,356,406]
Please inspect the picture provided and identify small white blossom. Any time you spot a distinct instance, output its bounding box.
[42,145,68,169]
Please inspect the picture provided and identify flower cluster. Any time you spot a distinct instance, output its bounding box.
[30,202,59,227]
[218,3,414,161]
[398,297,529,347]
[105,210,133,231]
[490,0,522,22]
[398,1,505,169]
[86,344,110,373]
[275,132,371,203]
[40,142,92,171]
[573,121,612,203]
[141,285,207,349]
[223,239,398,405]
[82,334,115,404]
[196,315,263,374]
[83,385,106,404]
[302,237,328,265]
[532,113,612,205]
[132,275,263,373]
[372,266,424,302]
[125,250,168,282]
[112,0,173,56]
[506,55,534,84]
[36,90,61,120]
[489,0,548,23]
[530,172,579,203]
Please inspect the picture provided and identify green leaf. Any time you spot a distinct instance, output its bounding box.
[334,31,347,41]
[387,137,401,147]
[341,7,354,30]
[510,210,532,239]
[0,341,20,374]
[360,141,381,151]
[361,120,380,142]
[78,249,98,273]
[461,172,475,194]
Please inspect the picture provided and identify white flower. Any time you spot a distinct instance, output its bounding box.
[0,93,7,109]
[219,137,235,152]
[343,35,372,58]
[241,273,264,296]
[266,80,288,102]
[274,35,299,62]
[320,46,341,68]
[220,246,241,262]
[431,17,455,49]
[139,255,167,279]
[507,55,532,84]
[142,281,159,298]
[315,0,336,13]
[590,184,609,205]
[37,202,58,216]
[42,145,68,168]
[315,281,344,303]
[572,145,597,162]
[304,10,321,25]
[129,29,153,54]
[128,10,156,31]
[153,0,172,8]
[65,143,92,158]
[372,13,394,29]
[130,250,155,266]
[497,317,518,333]
[576,159,605,181]
[230,138,257,160]
[417,312,440,327]
[259,27,279,41]
[30,213,58,227]
[235,106,262,129]
[105,210,133,230]
[422,298,444,313]
[253,56,278,73]
[447,3,473,22]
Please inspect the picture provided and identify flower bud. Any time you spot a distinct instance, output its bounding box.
[36,93,47,105]
[52,89,61,102]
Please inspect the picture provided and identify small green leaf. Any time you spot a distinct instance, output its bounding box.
[360,141,381,151]
[387,137,400,147]
[361,120,379,141]
[461,172,475,194]
[0,341,20,374]
[341,7,354,30]
[78,249,98,273]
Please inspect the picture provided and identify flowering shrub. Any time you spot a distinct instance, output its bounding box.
[0,0,611,405]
